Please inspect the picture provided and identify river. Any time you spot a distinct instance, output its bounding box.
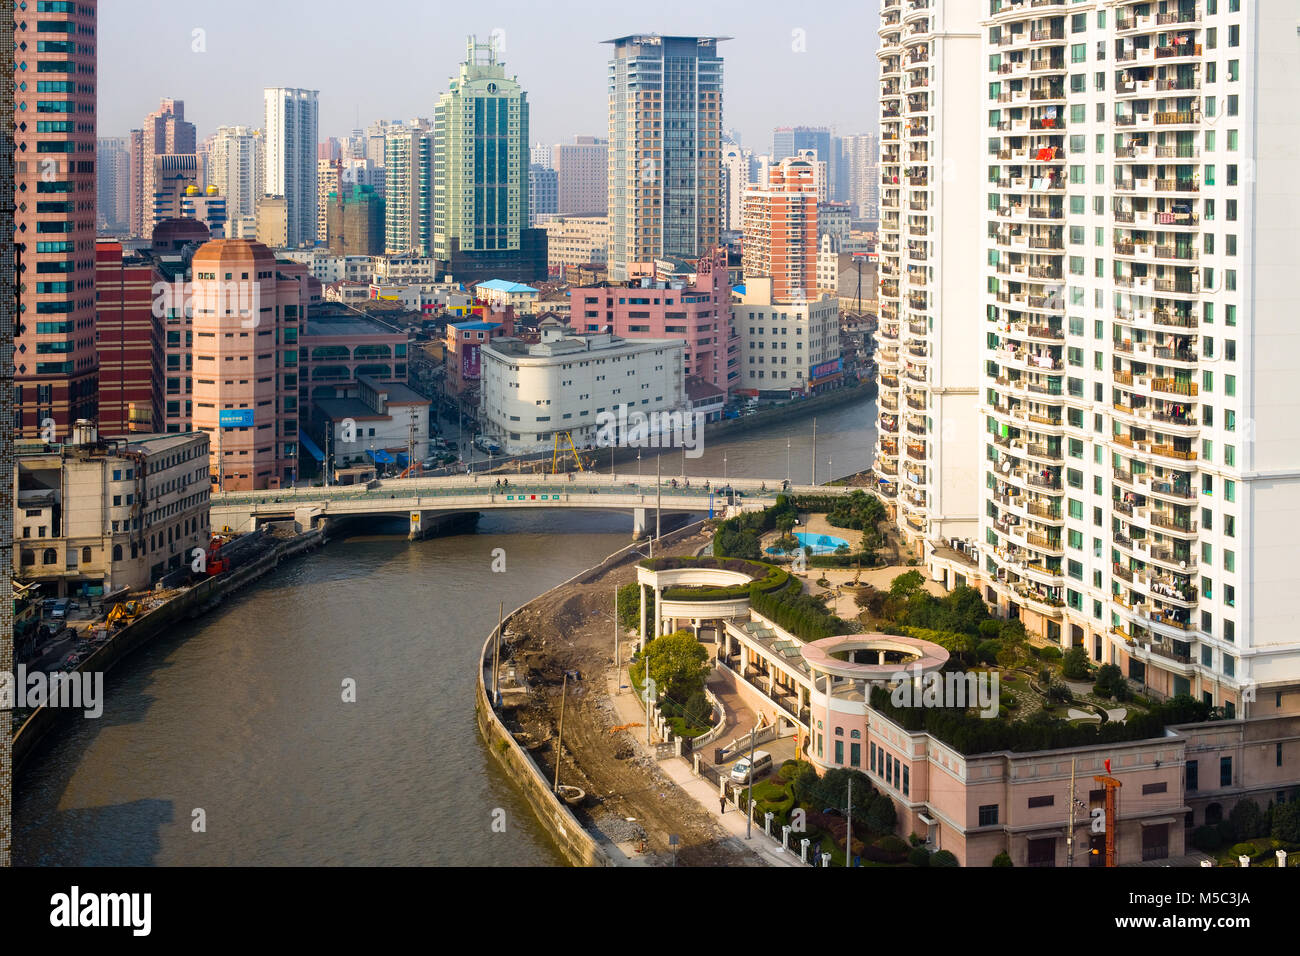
[13,392,876,865]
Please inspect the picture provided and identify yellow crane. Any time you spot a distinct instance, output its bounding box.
[551,431,585,475]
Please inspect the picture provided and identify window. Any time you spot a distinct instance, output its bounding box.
[1220,756,1232,787]
[978,805,999,827]
[1028,795,1055,809]
[1187,760,1198,792]
[1142,782,1167,796]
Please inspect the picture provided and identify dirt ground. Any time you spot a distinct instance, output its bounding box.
[497,526,765,867]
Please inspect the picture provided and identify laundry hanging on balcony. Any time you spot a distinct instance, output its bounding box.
[1035,147,1057,161]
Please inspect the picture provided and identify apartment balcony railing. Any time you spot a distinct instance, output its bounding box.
[1152,346,1197,364]
[1150,377,1197,397]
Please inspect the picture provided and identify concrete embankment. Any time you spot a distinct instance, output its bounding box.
[475,521,707,867]
[12,528,328,776]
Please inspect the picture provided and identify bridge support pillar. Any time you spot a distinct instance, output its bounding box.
[408,510,434,541]
[631,507,647,540]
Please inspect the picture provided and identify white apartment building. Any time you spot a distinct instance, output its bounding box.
[263,88,319,248]
[733,277,841,399]
[923,0,1300,718]
[479,329,687,455]
[543,215,609,269]
[881,0,1300,717]
[721,143,752,232]
[15,428,211,595]
[874,0,983,547]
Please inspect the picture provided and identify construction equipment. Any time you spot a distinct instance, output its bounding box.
[551,431,585,475]
[609,723,644,734]
[105,600,142,626]
[1092,763,1123,867]
[395,461,423,479]
[205,533,236,576]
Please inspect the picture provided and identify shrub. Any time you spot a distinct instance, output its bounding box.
[1038,667,1052,686]
[931,850,959,867]
[1039,646,1063,661]
[1228,842,1258,860]
[907,847,931,867]
[978,620,1001,640]
[1191,826,1222,853]
[1093,663,1130,701]
[873,835,909,862]
[1062,646,1091,680]
[976,640,1002,665]
[908,832,924,847]
[999,692,1017,710]
[1046,682,1073,704]
[991,851,1013,867]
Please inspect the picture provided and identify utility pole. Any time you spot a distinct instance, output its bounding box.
[1067,757,1076,869]
[613,585,620,694]
[553,671,569,793]
[653,452,661,557]
[846,775,853,867]
[746,725,756,840]
[787,438,791,484]
[811,417,817,486]
[407,407,416,477]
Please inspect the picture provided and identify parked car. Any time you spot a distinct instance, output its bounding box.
[730,750,773,784]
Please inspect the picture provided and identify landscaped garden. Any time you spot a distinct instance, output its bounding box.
[743,760,960,866]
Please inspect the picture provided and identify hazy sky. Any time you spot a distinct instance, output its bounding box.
[99,0,878,151]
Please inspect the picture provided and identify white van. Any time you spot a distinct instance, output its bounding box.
[730,750,773,784]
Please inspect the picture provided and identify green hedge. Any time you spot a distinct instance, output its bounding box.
[869,685,1221,756]
[751,586,854,641]
[639,555,791,601]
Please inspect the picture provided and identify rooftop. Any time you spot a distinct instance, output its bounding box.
[304,306,404,338]
[476,279,538,294]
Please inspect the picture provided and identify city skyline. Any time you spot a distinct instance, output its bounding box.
[96,1,878,149]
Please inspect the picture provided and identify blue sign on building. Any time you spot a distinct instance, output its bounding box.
[219,408,255,428]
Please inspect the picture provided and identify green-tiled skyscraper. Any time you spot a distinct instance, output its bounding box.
[433,35,546,283]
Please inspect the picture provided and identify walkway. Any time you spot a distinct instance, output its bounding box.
[605,656,805,867]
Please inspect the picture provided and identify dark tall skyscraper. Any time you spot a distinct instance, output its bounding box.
[13,0,99,439]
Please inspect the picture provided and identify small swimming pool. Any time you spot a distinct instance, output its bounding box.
[766,531,850,555]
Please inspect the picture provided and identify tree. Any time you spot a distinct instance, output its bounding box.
[776,513,796,537]
[866,792,898,834]
[1228,799,1263,842]
[808,768,875,820]
[1271,800,1300,843]
[889,570,926,600]
[635,629,709,705]
[1062,646,1091,680]
[1093,663,1129,701]
[617,582,641,632]
[991,851,1014,867]
[931,849,959,867]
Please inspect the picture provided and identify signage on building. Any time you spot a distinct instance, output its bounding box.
[219,408,255,428]
[811,357,842,381]
[462,344,481,380]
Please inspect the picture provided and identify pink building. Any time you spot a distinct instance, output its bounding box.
[701,605,1300,867]
[569,247,736,393]
[190,239,305,490]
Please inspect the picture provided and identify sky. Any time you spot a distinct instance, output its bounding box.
[99,0,879,151]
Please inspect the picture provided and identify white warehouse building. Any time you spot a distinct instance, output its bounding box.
[479,329,688,455]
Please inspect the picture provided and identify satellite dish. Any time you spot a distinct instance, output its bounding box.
[1001,460,1011,473]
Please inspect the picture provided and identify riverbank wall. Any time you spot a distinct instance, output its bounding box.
[475,520,707,867]
[12,528,329,776]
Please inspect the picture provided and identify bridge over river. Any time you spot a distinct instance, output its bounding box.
[210,473,856,540]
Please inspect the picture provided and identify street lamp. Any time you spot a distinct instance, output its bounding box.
[787,438,791,484]
[723,455,728,483]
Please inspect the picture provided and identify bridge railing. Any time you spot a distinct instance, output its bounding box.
[211,475,850,507]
